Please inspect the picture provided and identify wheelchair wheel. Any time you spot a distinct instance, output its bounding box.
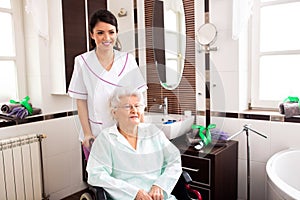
[80,192,94,200]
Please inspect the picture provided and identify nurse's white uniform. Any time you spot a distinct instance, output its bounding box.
[68,50,147,140]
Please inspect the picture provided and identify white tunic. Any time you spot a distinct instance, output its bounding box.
[68,50,147,140]
[87,123,182,200]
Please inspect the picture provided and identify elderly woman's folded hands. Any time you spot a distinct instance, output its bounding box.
[135,185,164,200]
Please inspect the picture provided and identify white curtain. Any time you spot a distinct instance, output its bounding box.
[232,0,253,40]
[25,0,49,40]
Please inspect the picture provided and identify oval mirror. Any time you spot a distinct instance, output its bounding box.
[196,23,217,45]
[152,0,186,90]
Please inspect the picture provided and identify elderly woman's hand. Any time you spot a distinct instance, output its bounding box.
[135,189,153,200]
[149,185,164,200]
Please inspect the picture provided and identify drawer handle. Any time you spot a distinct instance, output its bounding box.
[182,167,199,172]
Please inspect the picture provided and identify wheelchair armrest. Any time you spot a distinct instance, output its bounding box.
[182,170,193,184]
[89,186,107,200]
[181,171,202,200]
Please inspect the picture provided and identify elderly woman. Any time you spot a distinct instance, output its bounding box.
[86,88,182,200]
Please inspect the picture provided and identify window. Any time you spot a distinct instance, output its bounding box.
[250,0,300,109]
[0,0,26,103]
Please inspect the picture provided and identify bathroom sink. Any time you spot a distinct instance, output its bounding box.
[144,113,195,139]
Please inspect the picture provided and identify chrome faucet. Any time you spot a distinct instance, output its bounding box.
[162,97,168,115]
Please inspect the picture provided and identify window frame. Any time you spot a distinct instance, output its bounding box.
[0,0,26,102]
[250,0,300,109]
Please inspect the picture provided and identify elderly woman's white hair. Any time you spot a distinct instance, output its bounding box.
[109,87,145,111]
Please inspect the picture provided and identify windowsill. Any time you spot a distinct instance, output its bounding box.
[197,109,300,123]
[0,110,78,128]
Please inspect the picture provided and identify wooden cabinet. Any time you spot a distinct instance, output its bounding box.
[172,136,238,200]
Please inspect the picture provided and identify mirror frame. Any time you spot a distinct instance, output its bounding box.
[144,0,196,115]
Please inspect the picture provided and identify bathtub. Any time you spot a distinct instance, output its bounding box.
[266,148,300,200]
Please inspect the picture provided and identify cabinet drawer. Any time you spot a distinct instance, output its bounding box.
[181,154,210,186]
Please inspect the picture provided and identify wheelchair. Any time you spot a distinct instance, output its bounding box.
[80,139,202,200]
[80,170,202,200]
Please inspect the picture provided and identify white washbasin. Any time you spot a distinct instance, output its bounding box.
[144,112,195,139]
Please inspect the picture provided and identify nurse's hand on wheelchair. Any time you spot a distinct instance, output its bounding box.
[83,135,95,149]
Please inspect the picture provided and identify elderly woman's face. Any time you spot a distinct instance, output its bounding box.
[113,95,144,127]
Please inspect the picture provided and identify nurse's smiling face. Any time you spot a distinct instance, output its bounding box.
[90,21,117,51]
[113,95,145,128]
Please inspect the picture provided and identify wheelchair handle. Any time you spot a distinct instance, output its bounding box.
[87,138,95,151]
[89,138,95,146]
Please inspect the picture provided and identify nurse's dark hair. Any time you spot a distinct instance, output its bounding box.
[89,9,121,50]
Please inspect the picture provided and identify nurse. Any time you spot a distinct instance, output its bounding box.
[87,87,182,200]
[68,9,147,156]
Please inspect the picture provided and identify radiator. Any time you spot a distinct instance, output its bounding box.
[0,134,47,200]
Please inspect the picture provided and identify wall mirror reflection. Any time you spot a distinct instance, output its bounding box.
[153,0,186,90]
